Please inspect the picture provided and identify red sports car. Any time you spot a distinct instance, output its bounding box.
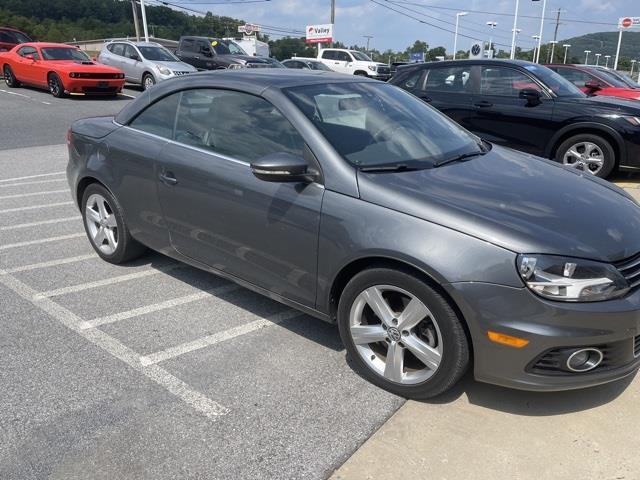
[1,42,125,97]
[547,63,640,101]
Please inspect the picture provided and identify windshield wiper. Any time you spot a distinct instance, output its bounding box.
[359,163,422,173]
[433,149,487,168]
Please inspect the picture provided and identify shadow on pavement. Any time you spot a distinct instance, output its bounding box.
[425,368,637,416]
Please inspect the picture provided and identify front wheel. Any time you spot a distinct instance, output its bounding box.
[81,183,146,264]
[555,134,615,178]
[337,268,469,399]
[142,73,156,90]
[3,65,20,87]
[48,73,66,98]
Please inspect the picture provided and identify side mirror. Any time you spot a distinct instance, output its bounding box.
[250,153,316,183]
[519,88,542,104]
[129,53,141,61]
[584,80,602,92]
[24,54,36,61]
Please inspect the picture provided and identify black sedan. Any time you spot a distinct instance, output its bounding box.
[391,59,640,178]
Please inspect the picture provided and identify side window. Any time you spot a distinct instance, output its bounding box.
[197,41,211,53]
[181,39,195,53]
[130,93,180,139]
[111,43,125,57]
[0,31,14,43]
[336,51,351,62]
[480,67,542,97]
[17,46,37,58]
[555,68,592,88]
[174,89,305,162]
[401,69,424,90]
[322,50,336,60]
[123,45,138,60]
[424,67,471,93]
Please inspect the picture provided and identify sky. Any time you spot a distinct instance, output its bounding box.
[158,0,637,53]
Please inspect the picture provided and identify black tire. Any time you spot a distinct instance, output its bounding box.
[142,73,156,90]
[354,71,368,77]
[554,133,616,178]
[3,64,20,87]
[81,183,146,264]
[337,268,469,399]
[48,73,66,98]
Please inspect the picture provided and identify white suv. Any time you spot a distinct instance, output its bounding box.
[316,49,391,80]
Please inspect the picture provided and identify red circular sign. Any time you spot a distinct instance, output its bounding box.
[622,17,633,28]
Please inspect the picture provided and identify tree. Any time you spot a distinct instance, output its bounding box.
[268,37,316,60]
[406,40,428,55]
[427,46,446,60]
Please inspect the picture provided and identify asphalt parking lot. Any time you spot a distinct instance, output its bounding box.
[0,86,404,479]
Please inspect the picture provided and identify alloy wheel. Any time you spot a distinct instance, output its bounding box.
[143,75,155,90]
[562,141,605,175]
[85,193,119,255]
[48,76,61,96]
[4,66,12,86]
[348,285,443,385]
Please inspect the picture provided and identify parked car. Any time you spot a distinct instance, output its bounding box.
[282,58,333,71]
[222,37,270,58]
[316,48,390,80]
[175,36,271,70]
[259,57,286,68]
[546,64,640,101]
[67,69,640,399]
[590,65,640,89]
[390,59,640,177]
[97,41,196,90]
[1,42,125,97]
[0,26,32,52]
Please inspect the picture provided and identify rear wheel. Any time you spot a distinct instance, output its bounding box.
[142,73,156,90]
[3,65,20,87]
[555,133,615,178]
[81,183,146,264]
[48,73,66,98]
[337,268,469,399]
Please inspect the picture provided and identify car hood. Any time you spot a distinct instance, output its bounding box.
[44,60,123,74]
[357,146,640,262]
[219,54,268,64]
[154,60,197,72]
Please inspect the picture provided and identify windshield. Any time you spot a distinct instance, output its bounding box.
[523,64,585,98]
[224,40,248,55]
[138,46,178,62]
[309,61,332,71]
[284,82,480,169]
[41,47,91,62]
[351,51,373,62]
[209,39,231,55]
[587,68,628,87]
[12,31,32,43]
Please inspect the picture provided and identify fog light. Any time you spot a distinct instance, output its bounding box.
[566,348,603,372]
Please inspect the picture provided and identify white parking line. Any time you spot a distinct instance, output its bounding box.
[0,270,228,419]
[139,309,304,366]
[0,171,65,183]
[0,189,68,200]
[33,263,182,299]
[81,284,240,329]
[0,88,52,105]
[119,93,136,99]
[0,201,74,214]
[1,253,96,274]
[0,216,81,231]
[0,178,67,188]
[0,233,85,251]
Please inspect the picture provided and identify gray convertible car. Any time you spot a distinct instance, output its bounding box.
[67,70,640,398]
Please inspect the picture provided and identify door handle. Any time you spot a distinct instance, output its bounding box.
[159,171,178,186]
[474,101,493,108]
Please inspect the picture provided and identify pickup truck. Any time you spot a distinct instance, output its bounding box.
[175,36,271,70]
[316,48,391,80]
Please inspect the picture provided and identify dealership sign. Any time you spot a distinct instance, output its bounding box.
[238,23,260,35]
[618,17,640,30]
[306,24,333,44]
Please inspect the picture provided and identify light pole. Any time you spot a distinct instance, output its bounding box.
[512,28,521,57]
[363,35,373,56]
[562,44,571,64]
[548,40,558,63]
[631,59,637,77]
[532,35,540,62]
[453,12,468,60]
[584,50,591,65]
[604,55,611,68]
[140,0,150,42]
[510,0,520,59]
[595,53,601,66]
[535,0,547,63]
[487,21,498,58]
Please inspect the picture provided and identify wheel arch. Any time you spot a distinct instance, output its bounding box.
[353,70,369,76]
[76,176,115,210]
[545,122,625,168]
[142,70,155,83]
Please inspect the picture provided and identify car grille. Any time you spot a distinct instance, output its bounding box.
[377,66,390,75]
[614,252,640,292]
[173,71,191,76]
[635,335,640,357]
[73,73,123,79]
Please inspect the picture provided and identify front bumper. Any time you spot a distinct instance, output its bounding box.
[446,282,640,391]
[65,78,125,95]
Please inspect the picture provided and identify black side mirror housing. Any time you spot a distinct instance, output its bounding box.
[519,88,542,105]
[250,153,317,183]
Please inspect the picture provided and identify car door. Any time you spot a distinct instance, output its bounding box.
[410,65,477,129]
[156,88,324,307]
[13,46,38,84]
[464,65,555,156]
[121,44,141,82]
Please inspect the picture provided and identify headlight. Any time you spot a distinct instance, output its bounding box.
[367,65,377,72]
[517,254,629,302]
[156,65,171,75]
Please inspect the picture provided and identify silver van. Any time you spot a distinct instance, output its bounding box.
[97,41,196,90]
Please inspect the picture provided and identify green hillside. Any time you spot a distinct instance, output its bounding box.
[561,31,640,62]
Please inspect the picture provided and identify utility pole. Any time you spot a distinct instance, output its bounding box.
[363,35,373,56]
[330,0,335,47]
[534,0,547,63]
[140,0,150,42]
[510,0,519,60]
[550,8,562,63]
[131,0,141,42]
